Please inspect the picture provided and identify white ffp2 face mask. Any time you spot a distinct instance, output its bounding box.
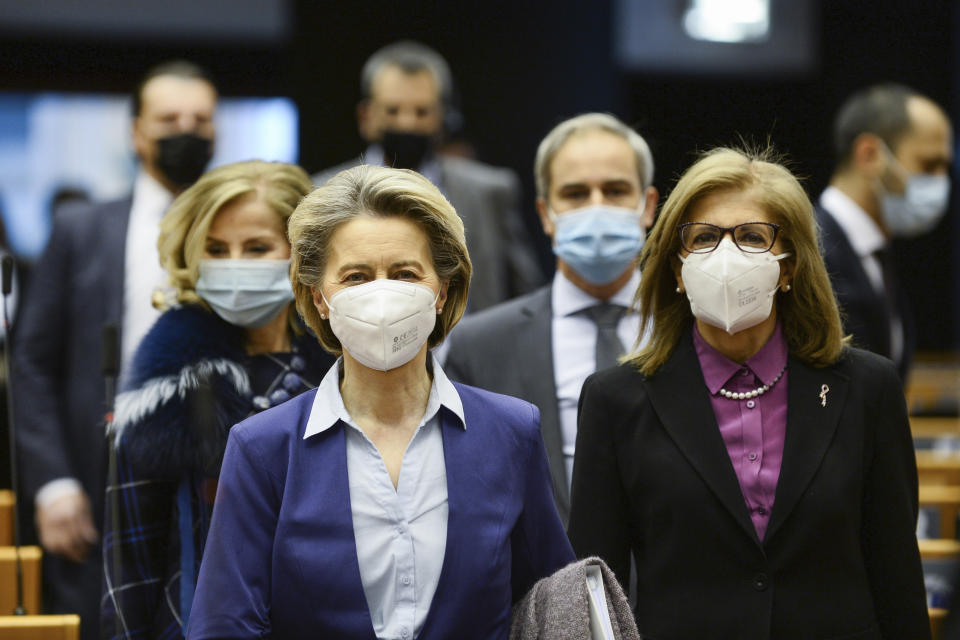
[680,237,790,335]
[322,279,439,371]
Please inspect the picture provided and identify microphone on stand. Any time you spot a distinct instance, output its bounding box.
[2,255,25,614]
[103,326,119,424]
[102,325,122,636]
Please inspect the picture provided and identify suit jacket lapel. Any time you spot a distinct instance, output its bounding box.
[645,333,759,544]
[517,289,568,515]
[764,356,849,542]
[304,424,376,637]
[420,407,469,636]
[817,207,891,351]
[104,198,131,330]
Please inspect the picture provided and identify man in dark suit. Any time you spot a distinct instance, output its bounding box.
[444,113,657,523]
[12,61,217,640]
[313,40,542,312]
[818,83,952,378]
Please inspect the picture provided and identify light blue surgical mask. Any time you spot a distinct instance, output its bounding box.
[881,173,951,237]
[551,205,644,285]
[880,144,952,237]
[195,259,294,328]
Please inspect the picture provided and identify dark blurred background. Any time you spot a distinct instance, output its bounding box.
[0,0,955,350]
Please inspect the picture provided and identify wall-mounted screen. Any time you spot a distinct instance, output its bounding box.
[614,0,816,75]
[0,93,298,258]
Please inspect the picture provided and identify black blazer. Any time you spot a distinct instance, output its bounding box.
[816,204,914,379]
[13,196,130,521]
[568,332,929,640]
[12,196,130,639]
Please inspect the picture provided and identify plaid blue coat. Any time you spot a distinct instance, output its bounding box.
[100,305,333,640]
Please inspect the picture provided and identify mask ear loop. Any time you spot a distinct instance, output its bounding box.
[876,140,911,198]
[769,251,793,298]
[431,286,443,314]
[318,289,334,320]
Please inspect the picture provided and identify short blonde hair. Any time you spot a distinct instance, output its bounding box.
[627,147,847,376]
[157,160,313,312]
[288,165,472,355]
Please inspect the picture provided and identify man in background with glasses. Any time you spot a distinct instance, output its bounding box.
[817,83,952,379]
[445,113,657,525]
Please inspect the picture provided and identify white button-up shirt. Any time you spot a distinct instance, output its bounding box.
[303,357,464,640]
[122,169,173,368]
[551,269,644,487]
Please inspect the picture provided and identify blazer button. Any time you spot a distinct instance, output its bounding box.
[753,573,769,591]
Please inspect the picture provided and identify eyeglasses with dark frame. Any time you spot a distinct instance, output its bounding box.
[678,222,781,254]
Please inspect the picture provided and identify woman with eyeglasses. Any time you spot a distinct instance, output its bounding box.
[568,147,930,639]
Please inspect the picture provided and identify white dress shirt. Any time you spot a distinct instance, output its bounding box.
[303,356,464,640]
[551,269,645,487]
[819,186,903,363]
[122,170,174,368]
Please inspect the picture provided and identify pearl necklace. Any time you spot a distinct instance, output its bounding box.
[718,364,786,400]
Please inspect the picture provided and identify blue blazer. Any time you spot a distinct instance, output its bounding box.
[186,382,575,640]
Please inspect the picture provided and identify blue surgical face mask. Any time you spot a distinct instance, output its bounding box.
[551,205,644,285]
[880,145,952,237]
[881,173,951,237]
[195,259,294,328]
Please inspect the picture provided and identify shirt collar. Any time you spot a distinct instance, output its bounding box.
[551,268,640,318]
[692,322,788,395]
[303,355,465,439]
[819,186,886,257]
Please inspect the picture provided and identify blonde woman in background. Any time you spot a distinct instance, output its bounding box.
[102,160,335,639]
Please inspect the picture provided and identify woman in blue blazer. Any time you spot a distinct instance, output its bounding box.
[569,148,930,639]
[186,165,574,640]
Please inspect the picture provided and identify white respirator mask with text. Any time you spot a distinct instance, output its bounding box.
[322,279,440,371]
[680,237,790,335]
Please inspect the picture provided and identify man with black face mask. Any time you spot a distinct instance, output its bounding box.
[12,60,216,640]
[313,40,543,312]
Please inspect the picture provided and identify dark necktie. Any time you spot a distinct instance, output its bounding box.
[873,247,901,357]
[586,304,625,370]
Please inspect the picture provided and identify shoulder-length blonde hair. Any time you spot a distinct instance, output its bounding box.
[157,160,313,311]
[627,147,847,376]
[288,164,472,355]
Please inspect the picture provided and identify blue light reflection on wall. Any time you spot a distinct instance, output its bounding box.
[0,93,298,259]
